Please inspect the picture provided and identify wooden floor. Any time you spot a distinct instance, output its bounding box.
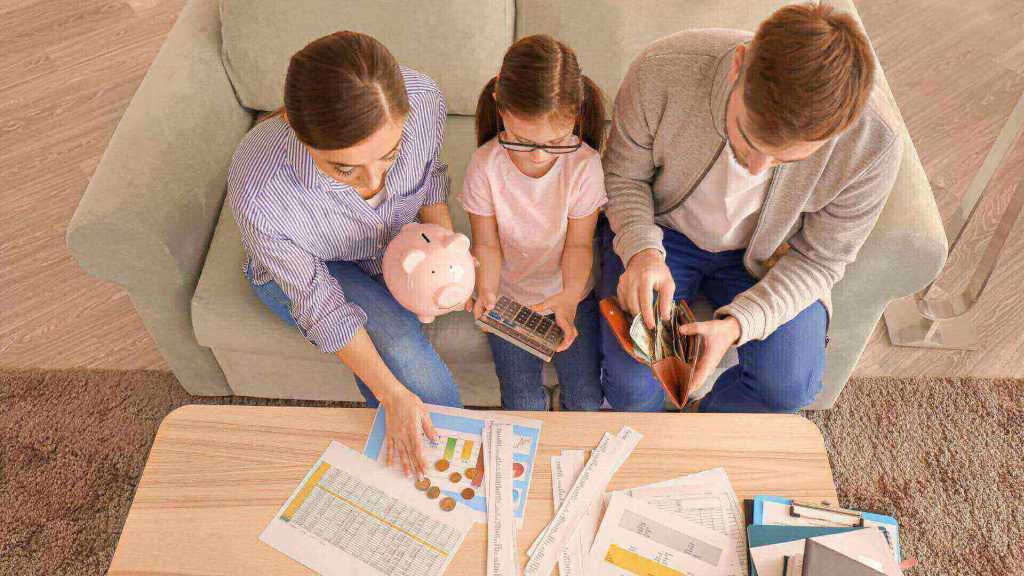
[1,0,1023,378]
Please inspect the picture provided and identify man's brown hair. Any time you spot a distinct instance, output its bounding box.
[743,3,876,147]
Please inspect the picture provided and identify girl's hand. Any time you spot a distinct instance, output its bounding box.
[467,291,499,321]
[380,387,439,478]
[530,292,579,352]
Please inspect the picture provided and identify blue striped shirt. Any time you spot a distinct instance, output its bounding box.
[227,67,450,354]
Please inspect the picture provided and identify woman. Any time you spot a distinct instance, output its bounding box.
[227,31,459,478]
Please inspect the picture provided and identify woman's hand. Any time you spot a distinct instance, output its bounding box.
[379,387,439,478]
[530,292,579,352]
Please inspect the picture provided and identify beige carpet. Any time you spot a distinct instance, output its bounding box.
[0,369,1021,576]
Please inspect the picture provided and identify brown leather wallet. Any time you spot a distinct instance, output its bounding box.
[599,296,704,409]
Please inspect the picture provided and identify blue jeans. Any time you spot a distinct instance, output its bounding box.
[486,292,604,411]
[598,221,826,413]
[246,261,462,408]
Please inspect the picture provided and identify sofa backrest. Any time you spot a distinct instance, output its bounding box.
[221,1,887,121]
[220,0,515,115]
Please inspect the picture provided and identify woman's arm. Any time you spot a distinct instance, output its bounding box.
[467,213,503,318]
[335,330,436,477]
[418,203,454,231]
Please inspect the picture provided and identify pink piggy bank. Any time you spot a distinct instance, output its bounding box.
[383,223,476,323]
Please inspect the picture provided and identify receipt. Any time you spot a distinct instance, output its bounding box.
[550,450,585,576]
[525,427,641,576]
[485,422,517,576]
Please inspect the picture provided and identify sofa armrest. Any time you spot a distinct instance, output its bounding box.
[812,129,947,408]
[67,0,252,394]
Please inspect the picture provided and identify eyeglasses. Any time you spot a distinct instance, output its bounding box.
[496,109,583,155]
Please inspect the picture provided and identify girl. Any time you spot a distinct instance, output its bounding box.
[228,32,458,478]
[461,35,607,411]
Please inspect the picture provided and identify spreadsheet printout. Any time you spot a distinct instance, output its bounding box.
[261,441,474,576]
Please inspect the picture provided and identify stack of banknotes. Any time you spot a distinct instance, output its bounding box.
[627,295,691,365]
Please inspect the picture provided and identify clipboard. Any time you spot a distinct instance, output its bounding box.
[752,496,901,562]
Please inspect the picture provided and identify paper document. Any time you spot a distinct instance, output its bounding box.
[261,441,474,576]
[524,427,641,576]
[363,404,542,527]
[608,468,747,576]
[587,493,732,576]
[485,422,518,576]
[551,450,587,576]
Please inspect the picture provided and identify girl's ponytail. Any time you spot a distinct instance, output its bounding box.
[579,75,607,152]
[475,76,500,146]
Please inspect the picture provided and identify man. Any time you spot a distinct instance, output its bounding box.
[600,3,903,412]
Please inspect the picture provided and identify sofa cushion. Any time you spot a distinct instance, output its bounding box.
[220,0,514,115]
[192,116,489,361]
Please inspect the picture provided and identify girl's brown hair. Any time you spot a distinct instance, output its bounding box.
[475,35,606,151]
[282,31,410,150]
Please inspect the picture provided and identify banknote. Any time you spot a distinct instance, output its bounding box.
[629,313,653,363]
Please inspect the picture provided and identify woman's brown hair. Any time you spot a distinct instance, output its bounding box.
[475,35,606,151]
[282,31,410,150]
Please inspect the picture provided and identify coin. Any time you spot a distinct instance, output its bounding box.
[465,468,477,480]
[426,486,441,499]
[440,497,456,512]
[449,472,462,483]
[415,478,431,491]
[461,487,475,500]
[435,459,450,472]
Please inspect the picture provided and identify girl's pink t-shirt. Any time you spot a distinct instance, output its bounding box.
[459,137,608,308]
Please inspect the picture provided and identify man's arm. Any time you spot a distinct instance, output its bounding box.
[603,55,664,264]
[716,135,903,345]
[604,55,679,328]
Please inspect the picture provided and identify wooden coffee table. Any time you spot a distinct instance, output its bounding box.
[106,406,836,575]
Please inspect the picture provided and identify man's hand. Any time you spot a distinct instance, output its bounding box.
[530,292,580,352]
[677,316,742,392]
[380,387,439,478]
[617,248,675,329]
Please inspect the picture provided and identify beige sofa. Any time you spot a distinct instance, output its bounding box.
[67,0,946,408]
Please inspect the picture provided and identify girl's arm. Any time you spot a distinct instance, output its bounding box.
[467,213,503,318]
[560,210,600,302]
[418,203,454,231]
[530,210,601,351]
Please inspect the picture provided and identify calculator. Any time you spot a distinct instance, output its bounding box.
[476,295,565,362]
